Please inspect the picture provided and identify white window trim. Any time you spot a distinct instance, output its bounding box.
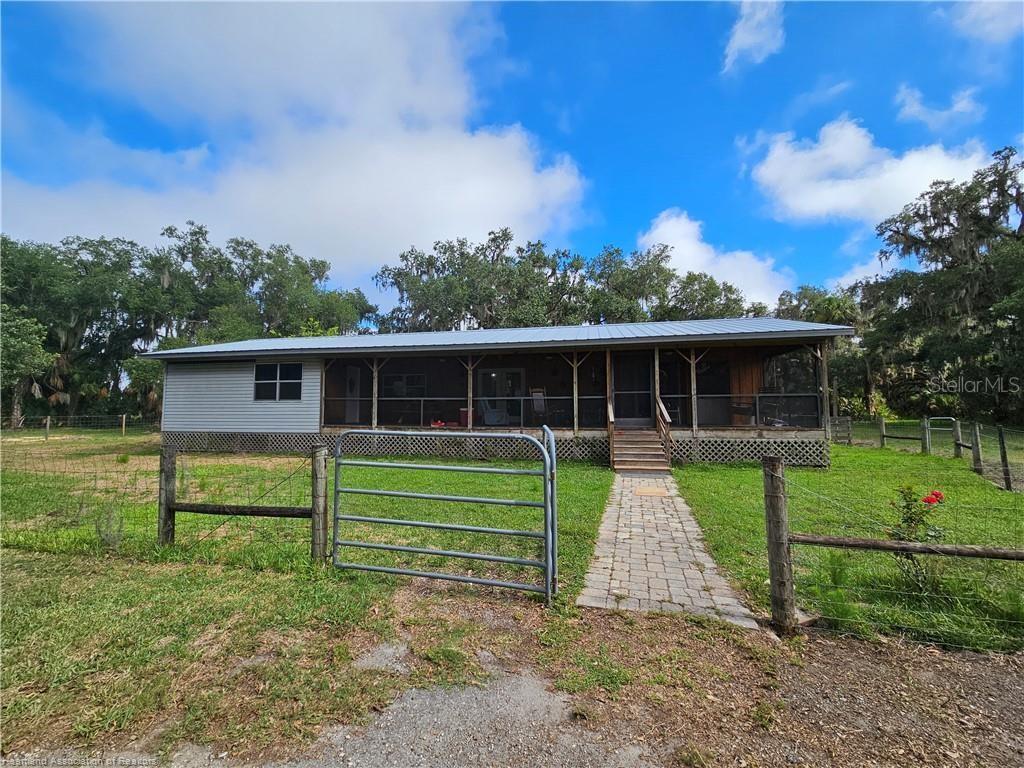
[253,362,303,402]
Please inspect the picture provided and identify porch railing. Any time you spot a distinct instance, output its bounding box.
[694,393,822,428]
[607,400,616,458]
[324,395,605,429]
[324,392,823,430]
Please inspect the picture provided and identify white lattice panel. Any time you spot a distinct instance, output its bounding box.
[670,436,828,467]
[162,430,609,462]
[163,431,823,465]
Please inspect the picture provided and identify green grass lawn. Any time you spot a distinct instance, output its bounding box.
[0,432,614,753]
[1,437,611,596]
[675,445,1024,651]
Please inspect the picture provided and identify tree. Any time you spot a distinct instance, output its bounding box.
[1,222,376,419]
[654,272,748,321]
[1,304,55,426]
[584,244,674,324]
[775,285,859,326]
[861,147,1024,420]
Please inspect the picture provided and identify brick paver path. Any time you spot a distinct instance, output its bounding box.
[577,472,759,629]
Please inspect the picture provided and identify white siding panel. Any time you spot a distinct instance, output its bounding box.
[162,360,321,432]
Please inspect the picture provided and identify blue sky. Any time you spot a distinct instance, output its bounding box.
[2,2,1022,306]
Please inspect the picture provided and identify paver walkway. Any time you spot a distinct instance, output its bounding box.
[577,472,759,629]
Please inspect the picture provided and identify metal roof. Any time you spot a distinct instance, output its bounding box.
[143,318,854,361]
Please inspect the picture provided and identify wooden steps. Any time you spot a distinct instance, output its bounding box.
[612,429,670,472]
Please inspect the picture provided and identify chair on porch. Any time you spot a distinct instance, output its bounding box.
[529,388,547,426]
[480,399,511,426]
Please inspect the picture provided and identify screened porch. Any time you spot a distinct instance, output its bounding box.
[321,343,828,433]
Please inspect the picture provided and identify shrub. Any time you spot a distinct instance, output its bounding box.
[886,486,946,592]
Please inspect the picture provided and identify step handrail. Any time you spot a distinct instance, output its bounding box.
[654,394,673,460]
[607,401,615,468]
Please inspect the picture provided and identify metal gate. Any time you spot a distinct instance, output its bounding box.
[332,427,558,604]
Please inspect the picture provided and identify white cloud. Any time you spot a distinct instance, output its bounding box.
[895,84,985,131]
[65,3,488,129]
[949,1,1024,44]
[723,1,785,73]
[3,124,583,284]
[783,77,853,123]
[638,208,793,304]
[750,117,987,223]
[1,4,584,288]
[829,256,885,289]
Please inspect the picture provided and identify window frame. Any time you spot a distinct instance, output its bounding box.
[253,362,304,402]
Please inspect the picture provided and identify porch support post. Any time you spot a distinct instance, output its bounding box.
[653,347,661,406]
[559,351,590,436]
[689,348,699,439]
[605,349,613,419]
[572,351,579,434]
[371,357,379,429]
[460,355,483,430]
[467,355,474,430]
[362,358,388,429]
[818,343,831,440]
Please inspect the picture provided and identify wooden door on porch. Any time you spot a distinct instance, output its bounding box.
[612,351,653,428]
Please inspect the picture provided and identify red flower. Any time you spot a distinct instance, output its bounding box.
[931,490,945,502]
[922,494,939,505]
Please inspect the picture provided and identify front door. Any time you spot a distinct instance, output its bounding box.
[612,351,653,428]
[344,365,361,423]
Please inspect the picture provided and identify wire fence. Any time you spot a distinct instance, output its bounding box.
[775,460,1024,651]
[0,430,554,585]
[0,431,320,573]
[4,413,162,434]
[843,418,1023,492]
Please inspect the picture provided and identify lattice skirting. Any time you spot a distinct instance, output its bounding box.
[161,431,610,463]
[162,431,827,466]
[669,436,829,467]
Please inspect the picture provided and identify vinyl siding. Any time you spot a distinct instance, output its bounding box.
[162,359,321,432]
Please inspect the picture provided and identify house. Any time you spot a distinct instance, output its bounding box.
[144,317,854,468]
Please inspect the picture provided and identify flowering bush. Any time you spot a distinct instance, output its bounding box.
[887,486,946,591]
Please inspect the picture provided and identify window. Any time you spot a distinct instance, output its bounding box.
[254,362,303,401]
[382,373,426,398]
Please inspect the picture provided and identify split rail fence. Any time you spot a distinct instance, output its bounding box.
[835,417,1021,492]
[762,455,1024,650]
[158,446,330,559]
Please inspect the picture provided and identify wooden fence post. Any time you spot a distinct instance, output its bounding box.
[879,417,886,448]
[45,415,50,441]
[121,413,127,436]
[762,455,797,634]
[998,426,1014,492]
[952,419,963,459]
[158,447,177,545]
[920,417,931,454]
[971,422,984,475]
[311,446,329,561]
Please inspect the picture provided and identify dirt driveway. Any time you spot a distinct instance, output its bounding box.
[22,583,1015,768]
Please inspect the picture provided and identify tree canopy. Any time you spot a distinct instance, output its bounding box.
[373,231,763,330]
[1,222,374,418]
[853,148,1024,421]
[2,147,1021,423]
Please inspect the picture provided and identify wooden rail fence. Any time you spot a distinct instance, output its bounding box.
[157,446,330,560]
[761,456,1023,634]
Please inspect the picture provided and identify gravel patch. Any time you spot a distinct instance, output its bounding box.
[274,669,655,768]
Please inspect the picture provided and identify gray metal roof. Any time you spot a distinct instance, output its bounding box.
[143,317,854,361]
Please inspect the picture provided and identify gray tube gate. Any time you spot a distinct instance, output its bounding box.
[332,428,558,605]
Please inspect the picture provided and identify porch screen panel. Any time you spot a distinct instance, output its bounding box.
[658,353,692,427]
[577,352,607,428]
